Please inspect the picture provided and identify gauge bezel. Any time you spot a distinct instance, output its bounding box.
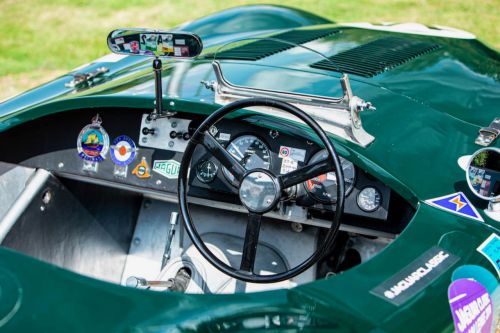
[221,134,272,187]
[196,159,219,184]
[302,149,356,204]
[356,186,382,212]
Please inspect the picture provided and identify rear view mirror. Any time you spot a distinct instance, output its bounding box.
[106,28,203,120]
[107,29,203,58]
[466,147,500,202]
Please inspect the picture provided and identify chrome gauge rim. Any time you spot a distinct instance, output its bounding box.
[303,149,356,203]
[222,135,272,186]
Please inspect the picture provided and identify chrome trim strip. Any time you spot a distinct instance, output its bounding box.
[0,169,51,243]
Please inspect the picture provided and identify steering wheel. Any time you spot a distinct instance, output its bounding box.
[178,98,345,283]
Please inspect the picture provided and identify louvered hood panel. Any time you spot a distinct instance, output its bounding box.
[203,28,340,60]
[310,37,441,77]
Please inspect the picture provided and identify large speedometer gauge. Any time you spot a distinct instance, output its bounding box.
[304,150,356,203]
[222,135,271,187]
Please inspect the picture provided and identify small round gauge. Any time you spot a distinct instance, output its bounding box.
[222,135,272,186]
[196,160,218,183]
[357,187,382,212]
[304,150,356,203]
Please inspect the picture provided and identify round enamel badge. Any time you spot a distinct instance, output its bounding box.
[110,135,137,166]
[77,115,109,162]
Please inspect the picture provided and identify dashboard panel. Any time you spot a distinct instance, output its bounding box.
[0,107,411,237]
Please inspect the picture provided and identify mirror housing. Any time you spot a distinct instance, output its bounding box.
[106,28,203,120]
[107,29,203,58]
[466,147,500,202]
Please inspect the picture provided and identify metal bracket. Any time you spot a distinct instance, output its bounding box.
[65,67,109,88]
[475,118,500,146]
[202,61,375,147]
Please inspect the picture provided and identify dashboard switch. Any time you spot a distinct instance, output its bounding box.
[170,131,191,140]
[142,127,156,136]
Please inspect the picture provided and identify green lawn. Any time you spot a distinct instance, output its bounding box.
[0,0,498,101]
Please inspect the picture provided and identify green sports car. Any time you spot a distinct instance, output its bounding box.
[0,5,499,332]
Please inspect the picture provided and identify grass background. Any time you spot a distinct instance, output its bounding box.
[0,0,498,101]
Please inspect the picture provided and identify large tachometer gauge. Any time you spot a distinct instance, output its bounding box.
[304,149,356,203]
[222,135,272,186]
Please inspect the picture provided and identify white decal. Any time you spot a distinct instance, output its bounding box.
[383,251,450,299]
[280,157,298,174]
[279,146,306,162]
[218,133,231,141]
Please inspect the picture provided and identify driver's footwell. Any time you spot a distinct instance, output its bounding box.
[0,177,318,293]
[124,199,317,293]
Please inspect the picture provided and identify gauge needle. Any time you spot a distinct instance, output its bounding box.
[230,144,245,159]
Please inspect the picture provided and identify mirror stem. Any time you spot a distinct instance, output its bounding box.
[151,57,163,120]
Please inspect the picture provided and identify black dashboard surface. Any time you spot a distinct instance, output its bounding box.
[0,107,412,235]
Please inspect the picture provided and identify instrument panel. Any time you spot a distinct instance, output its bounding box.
[0,107,401,236]
[187,119,391,221]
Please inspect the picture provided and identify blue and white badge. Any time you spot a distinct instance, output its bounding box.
[110,135,137,178]
[111,135,137,166]
[425,192,484,222]
[477,233,500,278]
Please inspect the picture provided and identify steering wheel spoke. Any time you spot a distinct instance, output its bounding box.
[197,130,246,182]
[239,212,262,273]
[278,157,334,188]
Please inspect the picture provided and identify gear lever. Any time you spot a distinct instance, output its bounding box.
[161,212,179,269]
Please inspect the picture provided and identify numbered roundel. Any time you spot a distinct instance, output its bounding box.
[77,124,109,162]
[110,135,137,166]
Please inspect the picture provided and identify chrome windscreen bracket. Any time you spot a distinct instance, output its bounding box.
[475,118,500,147]
[202,61,375,147]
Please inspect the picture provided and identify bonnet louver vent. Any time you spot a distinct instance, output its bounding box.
[205,28,340,61]
[310,37,441,77]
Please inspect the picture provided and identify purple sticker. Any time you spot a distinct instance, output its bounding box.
[448,278,493,333]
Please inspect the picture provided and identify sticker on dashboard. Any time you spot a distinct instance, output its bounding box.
[218,133,231,141]
[77,114,109,173]
[279,146,306,162]
[132,157,151,179]
[280,157,298,174]
[153,160,180,179]
[110,135,138,178]
[370,246,459,306]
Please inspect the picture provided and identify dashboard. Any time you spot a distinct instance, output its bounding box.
[0,107,413,237]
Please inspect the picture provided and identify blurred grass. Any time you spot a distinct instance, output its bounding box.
[0,0,499,101]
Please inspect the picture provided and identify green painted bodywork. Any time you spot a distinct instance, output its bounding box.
[0,5,499,332]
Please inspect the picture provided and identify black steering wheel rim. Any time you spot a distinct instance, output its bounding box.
[178,97,345,283]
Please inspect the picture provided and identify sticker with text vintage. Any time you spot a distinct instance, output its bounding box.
[425,192,484,222]
[477,233,500,278]
[370,246,459,305]
[448,278,493,333]
[153,160,180,179]
[132,157,151,179]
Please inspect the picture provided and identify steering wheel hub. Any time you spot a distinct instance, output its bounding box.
[239,170,280,213]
